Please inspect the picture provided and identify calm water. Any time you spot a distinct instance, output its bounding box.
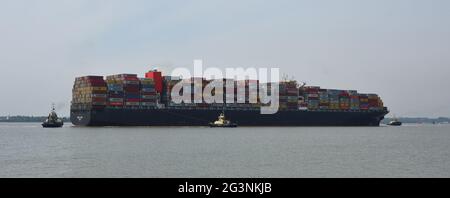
[0,123,449,178]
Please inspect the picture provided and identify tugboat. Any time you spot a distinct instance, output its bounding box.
[42,104,64,128]
[209,112,238,128]
[387,117,402,126]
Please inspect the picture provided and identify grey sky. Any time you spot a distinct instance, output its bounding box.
[0,0,449,117]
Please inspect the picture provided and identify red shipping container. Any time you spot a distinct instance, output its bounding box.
[87,78,105,83]
[339,91,350,97]
[92,97,106,102]
[126,98,141,102]
[124,86,140,92]
[89,81,107,86]
[108,102,124,106]
[124,76,139,81]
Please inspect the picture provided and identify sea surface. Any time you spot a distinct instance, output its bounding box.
[1,123,449,178]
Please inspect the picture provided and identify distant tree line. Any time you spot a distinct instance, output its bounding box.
[0,116,70,122]
[382,117,450,124]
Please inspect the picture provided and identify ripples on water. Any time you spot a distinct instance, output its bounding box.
[0,123,449,178]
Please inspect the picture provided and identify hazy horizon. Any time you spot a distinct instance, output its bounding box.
[1,0,449,117]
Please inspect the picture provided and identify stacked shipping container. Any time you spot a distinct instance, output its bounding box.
[105,76,124,108]
[359,94,369,110]
[105,74,159,108]
[319,89,329,110]
[225,79,237,107]
[206,79,226,107]
[247,80,260,108]
[235,80,261,109]
[368,94,383,111]
[140,78,158,108]
[349,90,360,110]
[72,76,107,110]
[298,87,385,111]
[72,72,385,112]
[279,81,299,110]
[305,86,320,110]
[162,78,264,109]
[327,89,340,110]
[192,77,207,107]
[339,91,350,110]
[107,74,140,108]
[161,76,182,106]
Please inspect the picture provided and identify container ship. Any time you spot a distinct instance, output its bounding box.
[71,70,388,126]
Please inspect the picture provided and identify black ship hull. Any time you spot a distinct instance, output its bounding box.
[42,122,64,128]
[71,108,388,127]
